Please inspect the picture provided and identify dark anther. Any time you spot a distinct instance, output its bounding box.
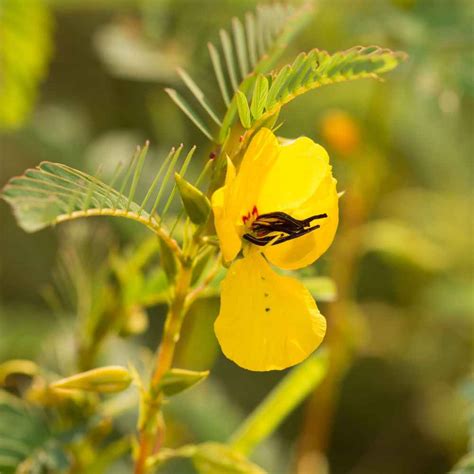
[243,211,327,246]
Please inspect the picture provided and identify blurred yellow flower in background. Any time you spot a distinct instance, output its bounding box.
[212,128,339,371]
[320,109,360,156]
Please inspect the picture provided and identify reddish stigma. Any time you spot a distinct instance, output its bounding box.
[242,205,259,225]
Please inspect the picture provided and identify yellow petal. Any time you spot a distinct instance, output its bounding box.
[264,173,339,270]
[211,186,241,263]
[212,129,278,263]
[227,128,279,219]
[214,252,326,371]
[257,137,330,214]
[224,155,236,187]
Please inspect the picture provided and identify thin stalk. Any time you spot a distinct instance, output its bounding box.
[134,261,193,474]
[149,145,183,217]
[139,147,175,214]
[116,146,140,207]
[160,146,196,220]
[127,142,149,211]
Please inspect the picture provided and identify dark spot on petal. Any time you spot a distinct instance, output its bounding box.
[265,307,270,312]
[264,293,269,297]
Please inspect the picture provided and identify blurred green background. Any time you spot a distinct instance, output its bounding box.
[0,0,472,473]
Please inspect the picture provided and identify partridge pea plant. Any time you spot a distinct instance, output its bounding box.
[1,3,405,473]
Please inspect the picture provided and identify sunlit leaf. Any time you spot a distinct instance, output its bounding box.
[0,0,53,129]
[230,350,328,455]
[193,442,266,474]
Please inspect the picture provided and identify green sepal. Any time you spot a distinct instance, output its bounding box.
[158,368,209,397]
[50,366,132,393]
[175,173,211,225]
[191,246,216,286]
[158,236,178,284]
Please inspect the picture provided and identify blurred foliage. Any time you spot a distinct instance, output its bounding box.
[0,0,53,129]
[0,0,472,473]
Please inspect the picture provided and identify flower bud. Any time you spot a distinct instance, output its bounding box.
[175,173,211,225]
[50,366,132,393]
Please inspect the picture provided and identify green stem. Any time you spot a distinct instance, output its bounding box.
[134,261,193,474]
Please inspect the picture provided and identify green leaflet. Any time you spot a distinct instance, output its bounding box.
[250,75,269,120]
[228,46,408,133]
[236,91,252,129]
[169,3,312,142]
[0,144,197,236]
[168,2,406,145]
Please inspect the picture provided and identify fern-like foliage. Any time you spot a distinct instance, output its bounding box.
[234,46,408,131]
[1,143,201,236]
[0,393,68,473]
[166,2,312,143]
[167,3,406,143]
[0,0,53,129]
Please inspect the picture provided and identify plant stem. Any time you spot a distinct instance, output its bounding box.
[152,265,193,387]
[134,261,193,474]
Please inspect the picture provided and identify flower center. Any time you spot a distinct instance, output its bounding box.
[242,209,328,246]
[242,205,259,227]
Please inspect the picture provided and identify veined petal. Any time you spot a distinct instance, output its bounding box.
[227,128,279,219]
[224,155,236,187]
[264,173,339,270]
[214,252,326,371]
[211,186,241,262]
[212,129,278,263]
[257,137,330,214]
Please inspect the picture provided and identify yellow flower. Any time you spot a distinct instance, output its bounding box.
[212,128,339,371]
[320,110,360,156]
